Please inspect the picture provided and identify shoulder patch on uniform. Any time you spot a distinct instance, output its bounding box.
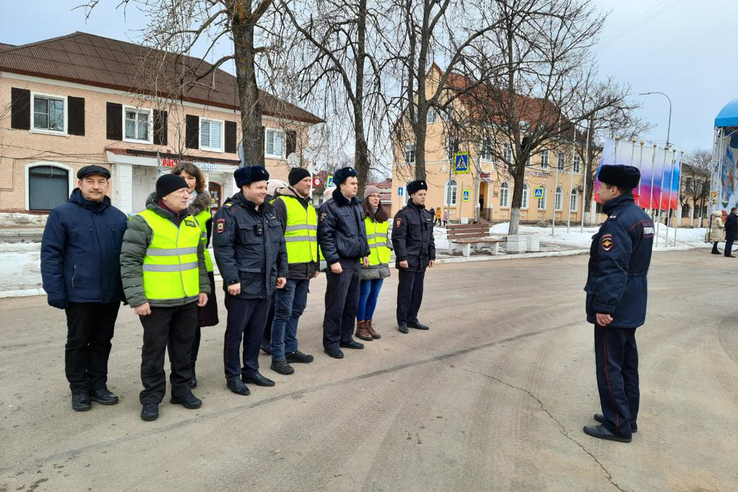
[224,202,234,208]
[216,218,226,234]
[643,225,655,236]
[320,212,328,222]
[395,217,403,228]
[601,233,613,252]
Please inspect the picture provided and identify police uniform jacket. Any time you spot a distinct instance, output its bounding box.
[585,194,654,328]
[317,188,370,264]
[391,200,436,272]
[213,192,288,299]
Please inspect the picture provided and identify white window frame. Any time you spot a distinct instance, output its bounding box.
[540,150,549,168]
[554,186,563,211]
[199,117,225,153]
[557,152,566,171]
[573,154,582,173]
[503,142,513,163]
[30,91,68,136]
[122,105,152,144]
[265,128,285,159]
[426,108,438,124]
[480,137,494,161]
[522,183,529,210]
[404,142,416,164]
[499,181,510,208]
[537,186,546,210]
[570,188,578,212]
[446,179,458,206]
[24,162,74,211]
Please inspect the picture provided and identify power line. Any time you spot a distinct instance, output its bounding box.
[599,0,688,46]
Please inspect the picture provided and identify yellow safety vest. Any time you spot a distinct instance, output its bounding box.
[365,217,391,266]
[192,208,214,273]
[138,209,202,301]
[273,195,318,264]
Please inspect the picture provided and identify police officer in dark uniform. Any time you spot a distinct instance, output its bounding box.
[583,165,654,443]
[392,180,436,334]
[213,166,288,395]
[317,166,370,359]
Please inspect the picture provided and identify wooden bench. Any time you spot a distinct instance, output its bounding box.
[446,224,503,257]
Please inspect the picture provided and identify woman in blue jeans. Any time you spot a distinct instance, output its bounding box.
[356,186,392,341]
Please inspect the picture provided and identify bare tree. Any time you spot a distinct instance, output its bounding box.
[268,0,388,193]
[385,0,505,180]
[681,149,711,227]
[82,0,278,167]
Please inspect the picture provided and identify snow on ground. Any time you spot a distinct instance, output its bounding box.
[0,212,47,227]
[0,242,43,297]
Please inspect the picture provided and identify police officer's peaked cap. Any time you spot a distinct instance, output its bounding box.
[235,165,270,187]
[599,165,640,190]
[407,180,428,195]
[333,166,358,186]
[77,165,111,180]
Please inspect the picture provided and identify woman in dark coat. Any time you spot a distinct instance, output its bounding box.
[172,163,219,387]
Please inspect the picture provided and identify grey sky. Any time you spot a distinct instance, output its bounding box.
[3,0,736,154]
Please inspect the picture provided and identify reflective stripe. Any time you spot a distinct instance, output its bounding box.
[285,235,318,242]
[366,233,388,240]
[145,247,198,257]
[285,224,317,232]
[142,262,199,272]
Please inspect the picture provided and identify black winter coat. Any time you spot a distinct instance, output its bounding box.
[41,188,128,307]
[213,192,288,299]
[725,212,737,241]
[317,188,370,264]
[585,194,654,329]
[391,201,436,272]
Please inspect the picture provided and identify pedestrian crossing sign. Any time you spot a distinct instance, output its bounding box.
[327,175,334,187]
[454,153,470,174]
[534,187,544,199]
[462,190,470,202]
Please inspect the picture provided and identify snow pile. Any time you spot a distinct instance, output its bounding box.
[0,212,47,227]
[0,242,43,297]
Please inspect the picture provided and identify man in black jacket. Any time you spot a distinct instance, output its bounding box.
[41,165,128,412]
[317,167,370,359]
[213,166,288,395]
[391,180,436,334]
[724,207,737,257]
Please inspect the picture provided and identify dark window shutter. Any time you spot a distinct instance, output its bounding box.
[286,130,297,156]
[186,115,199,149]
[225,121,237,154]
[11,88,31,130]
[67,96,85,136]
[106,102,122,140]
[260,126,266,165]
[153,110,168,146]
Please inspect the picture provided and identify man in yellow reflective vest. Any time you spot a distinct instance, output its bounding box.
[120,174,210,422]
[267,168,319,375]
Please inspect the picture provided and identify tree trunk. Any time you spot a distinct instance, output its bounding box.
[232,10,262,167]
[354,0,369,195]
[507,169,525,236]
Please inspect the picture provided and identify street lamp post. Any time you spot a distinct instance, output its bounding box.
[639,91,673,149]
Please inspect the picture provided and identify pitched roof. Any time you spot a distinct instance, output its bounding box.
[0,32,322,124]
[0,43,15,51]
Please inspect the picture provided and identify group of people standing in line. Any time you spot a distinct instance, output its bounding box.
[708,207,738,257]
[40,163,436,421]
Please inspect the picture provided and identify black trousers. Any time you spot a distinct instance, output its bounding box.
[396,269,426,324]
[64,302,120,394]
[139,303,197,404]
[323,259,360,350]
[594,324,639,438]
[224,296,270,380]
[261,291,277,351]
[725,237,734,257]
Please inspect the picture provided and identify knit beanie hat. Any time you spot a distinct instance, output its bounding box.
[156,174,188,199]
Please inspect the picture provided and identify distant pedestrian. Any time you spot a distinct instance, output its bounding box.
[724,207,737,258]
[434,207,441,226]
[583,165,654,444]
[41,165,128,412]
[356,185,391,341]
[707,210,725,255]
[392,180,436,334]
[442,210,448,226]
[171,163,219,389]
[120,174,210,421]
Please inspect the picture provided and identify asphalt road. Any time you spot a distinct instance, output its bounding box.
[1,251,736,492]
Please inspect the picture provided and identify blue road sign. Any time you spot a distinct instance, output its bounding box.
[398,187,404,196]
[534,187,544,199]
[454,153,470,174]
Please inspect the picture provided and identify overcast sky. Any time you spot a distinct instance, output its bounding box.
[3,0,736,154]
